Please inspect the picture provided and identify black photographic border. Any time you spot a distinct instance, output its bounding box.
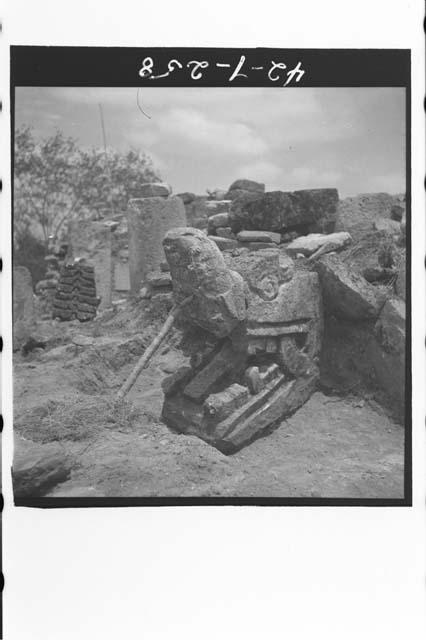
[9,46,412,508]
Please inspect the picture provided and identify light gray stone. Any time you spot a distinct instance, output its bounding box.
[286,232,352,257]
[138,182,172,198]
[315,254,388,320]
[237,230,281,244]
[127,196,186,293]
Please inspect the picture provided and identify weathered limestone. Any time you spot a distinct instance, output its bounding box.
[127,195,186,293]
[13,266,35,351]
[314,254,387,320]
[286,232,352,257]
[163,227,246,338]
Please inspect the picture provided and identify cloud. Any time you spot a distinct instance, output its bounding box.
[156,108,267,155]
[287,167,342,190]
[236,160,283,183]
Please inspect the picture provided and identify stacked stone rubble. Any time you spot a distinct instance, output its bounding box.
[35,243,69,316]
[52,261,100,322]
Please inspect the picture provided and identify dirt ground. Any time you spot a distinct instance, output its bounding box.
[13,299,405,499]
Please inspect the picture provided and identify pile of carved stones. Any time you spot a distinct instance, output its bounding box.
[157,181,406,451]
[160,228,322,453]
[52,261,100,322]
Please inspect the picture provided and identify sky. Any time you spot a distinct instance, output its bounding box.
[15,86,406,197]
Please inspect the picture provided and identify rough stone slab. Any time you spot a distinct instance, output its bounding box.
[208,235,238,251]
[374,298,405,354]
[183,341,244,401]
[286,232,352,257]
[219,372,318,452]
[145,271,172,288]
[237,230,281,244]
[13,437,72,497]
[315,254,387,320]
[138,182,172,198]
[228,179,265,193]
[127,196,186,293]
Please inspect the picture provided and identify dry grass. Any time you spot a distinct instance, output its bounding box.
[14,396,144,444]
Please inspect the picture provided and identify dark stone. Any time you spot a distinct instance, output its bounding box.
[13,438,72,497]
[391,204,404,221]
[177,192,196,204]
[236,188,339,233]
[228,179,265,193]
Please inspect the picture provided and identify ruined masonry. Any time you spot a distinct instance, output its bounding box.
[127,186,186,294]
[52,262,100,322]
[161,228,322,453]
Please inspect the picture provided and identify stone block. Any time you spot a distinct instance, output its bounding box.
[228,179,265,193]
[203,383,249,422]
[13,437,72,497]
[127,196,186,293]
[237,230,281,244]
[286,231,352,258]
[374,298,405,354]
[138,182,171,198]
[233,188,339,233]
[315,254,387,320]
